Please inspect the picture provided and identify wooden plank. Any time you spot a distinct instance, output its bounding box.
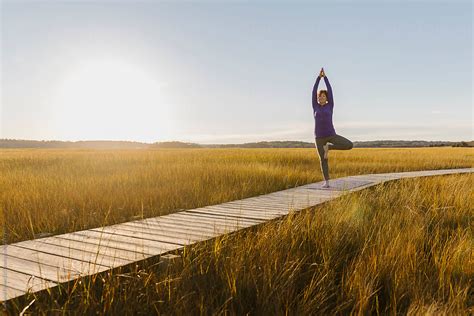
[275,188,326,194]
[210,203,289,214]
[272,188,337,196]
[348,174,391,178]
[178,208,266,225]
[422,171,452,175]
[221,203,296,212]
[250,193,332,203]
[122,220,227,236]
[264,196,329,203]
[42,236,154,262]
[308,179,374,191]
[345,176,392,183]
[0,253,79,283]
[203,205,286,217]
[350,174,398,179]
[188,208,280,221]
[251,196,330,208]
[224,199,296,207]
[444,169,471,174]
[261,192,334,202]
[108,217,219,238]
[296,183,349,190]
[194,209,282,222]
[60,230,184,253]
[382,172,419,178]
[238,193,314,201]
[409,170,466,177]
[426,170,470,175]
[355,169,470,181]
[233,193,313,202]
[268,190,342,199]
[208,207,289,218]
[74,228,186,249]
[292,193,345,201]
[159,213,257,230]
[226,201,318,212]
[0,284,29,301]
[182,209,271,222]
[224,203,301,213]
[121,220,219,238]
[1,245,109,276]
[90,225,210,245]
[13,239,132,268]
[256,190,334,204]
[391,173,423,178]
[165,212,262,228]
[225,197,319,207]
[0,267,56,293]
[142,214,250,231]
[103,221,218,238]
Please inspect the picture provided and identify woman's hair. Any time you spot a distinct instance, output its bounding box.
[318,90,328,98]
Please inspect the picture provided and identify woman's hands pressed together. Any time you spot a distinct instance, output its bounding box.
[319,67,326,78]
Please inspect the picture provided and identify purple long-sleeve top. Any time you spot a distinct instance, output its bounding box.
[312,76,336,138]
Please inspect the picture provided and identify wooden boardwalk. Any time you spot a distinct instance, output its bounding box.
[1,168,472,302]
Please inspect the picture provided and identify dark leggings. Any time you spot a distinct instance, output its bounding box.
[315,134,353,181]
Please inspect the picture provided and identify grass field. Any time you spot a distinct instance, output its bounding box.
[1,147,473,314]
[1,147,471,244]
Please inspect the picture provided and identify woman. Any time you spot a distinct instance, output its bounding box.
[312,67,353,188]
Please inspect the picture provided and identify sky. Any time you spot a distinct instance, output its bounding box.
[1,0,472,144]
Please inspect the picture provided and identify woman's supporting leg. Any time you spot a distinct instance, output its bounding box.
[315,137,330,181]
[327,134,353,150]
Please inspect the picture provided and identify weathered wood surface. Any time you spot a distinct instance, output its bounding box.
[1,168,472,302]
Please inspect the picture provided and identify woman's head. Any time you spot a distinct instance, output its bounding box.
[318,90,328,105]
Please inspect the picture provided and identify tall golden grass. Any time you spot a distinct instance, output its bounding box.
[5,172,472,314]
[1,147,471,244]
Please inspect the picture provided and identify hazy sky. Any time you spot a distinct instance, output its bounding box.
[1,0,472,144]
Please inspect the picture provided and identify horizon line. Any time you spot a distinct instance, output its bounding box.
[1,138,472,145]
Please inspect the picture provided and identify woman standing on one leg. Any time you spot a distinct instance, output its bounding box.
[312,67,353,188]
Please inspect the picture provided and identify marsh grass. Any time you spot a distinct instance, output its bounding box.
[0,147,472,244]
[3,171,472,314]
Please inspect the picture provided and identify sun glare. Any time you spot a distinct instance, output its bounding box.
[53,59,174,141]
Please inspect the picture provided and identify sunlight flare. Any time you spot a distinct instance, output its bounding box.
[52,59,174,141]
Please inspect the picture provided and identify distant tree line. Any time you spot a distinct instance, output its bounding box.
[0,139,472,149]
[149,141,202,148]
[450,141,473,147]
[352,140,474,148]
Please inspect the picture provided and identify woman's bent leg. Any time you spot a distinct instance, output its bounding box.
[327,134,353,150]
[315,137,330,181]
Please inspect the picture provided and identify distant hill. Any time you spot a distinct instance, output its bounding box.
[0,139,472,149]
[149,141,202,148]
[353,140,474,148]
[208,141,313,148]
[206,140,474,148]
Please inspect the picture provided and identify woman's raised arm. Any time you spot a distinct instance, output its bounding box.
[312,76,321,111]
[323,76,334,106]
